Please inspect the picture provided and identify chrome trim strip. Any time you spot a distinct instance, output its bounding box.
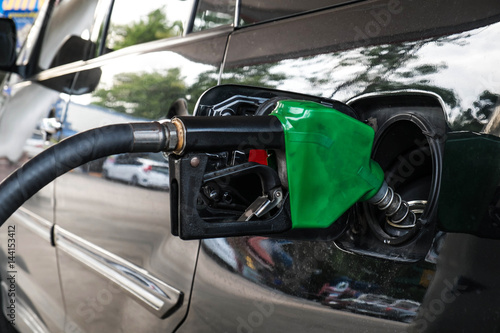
[13,207,53,244]
[54,226,182,318]
[234,0,241,28]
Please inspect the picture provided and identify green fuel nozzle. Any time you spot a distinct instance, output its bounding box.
[271,100,416,230]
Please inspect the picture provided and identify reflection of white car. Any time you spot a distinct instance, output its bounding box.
[102,153,169,190]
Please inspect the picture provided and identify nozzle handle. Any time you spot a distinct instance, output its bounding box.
[174,116,284,154]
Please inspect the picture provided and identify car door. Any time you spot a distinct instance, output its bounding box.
[0,1,105,332]
[52,1,233,332]
[179,0,500,332]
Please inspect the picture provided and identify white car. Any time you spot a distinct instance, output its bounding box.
[102,153,169,190]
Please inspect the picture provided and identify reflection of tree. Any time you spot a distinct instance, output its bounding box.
[93,68,186,120]
[452,90,499,132]
[189,64,286,111]
[304,33,500,131]
[92,63,287,119]
[109,8,182,50]
[312,39,463,108]
[222,64,286,88]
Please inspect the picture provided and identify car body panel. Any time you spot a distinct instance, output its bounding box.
[0,44,70,333]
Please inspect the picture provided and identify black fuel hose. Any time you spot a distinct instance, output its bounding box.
[0,121,177,225]
[176,116,284,153]
[0,116,284,226]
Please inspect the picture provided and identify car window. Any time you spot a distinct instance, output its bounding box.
[16,0,51,67]
[239,0,352,26]
[1,0,47,49]
[191,0,235,32]
[37,0,100,70]
[101,0,192,54]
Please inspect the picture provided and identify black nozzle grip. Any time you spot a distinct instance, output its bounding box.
[169,153,291,240]
[177,115,285,153]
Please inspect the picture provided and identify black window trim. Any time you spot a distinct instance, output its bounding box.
[21,0,56,78]
[96,0,115,57]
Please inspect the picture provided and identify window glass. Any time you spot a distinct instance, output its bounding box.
[192,0,235,32]
[103,0,192,53]
[240,0,349,26]
[1,0,47,50]
[16,0,51,67]
[38,0,100,70]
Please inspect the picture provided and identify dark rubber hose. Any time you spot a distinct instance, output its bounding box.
[0,122,169,225]
[177,116,284,152]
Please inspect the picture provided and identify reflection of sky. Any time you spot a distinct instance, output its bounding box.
[269,22,500,123]
[415,26,500,120]
[110,0,194,27]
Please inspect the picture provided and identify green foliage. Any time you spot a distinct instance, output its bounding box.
[110,8,182,51]
[93,68,187,120]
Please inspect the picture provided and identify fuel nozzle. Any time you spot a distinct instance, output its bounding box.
[168,99,418,238]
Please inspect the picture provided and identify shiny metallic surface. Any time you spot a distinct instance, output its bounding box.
[14,207,53,244]
[55,171,198,332]
[171,118,186,155]
[130,122,168,152]
[190,156,201,168]
[408,200,428,215]
[131,121,181,153]
[371,185,417,229]
[160,120,180,152]
[54,226,182,317]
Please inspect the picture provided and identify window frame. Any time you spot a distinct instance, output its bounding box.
[97,0,198,55]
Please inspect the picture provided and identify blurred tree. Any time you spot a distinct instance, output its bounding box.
[222,64,287,88]
[109,8,182,51]
[93,68,186,119]
[93,62,287,120]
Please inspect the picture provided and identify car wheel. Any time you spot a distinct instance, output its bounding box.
[131,175,139,186]
[102,169,109,179]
